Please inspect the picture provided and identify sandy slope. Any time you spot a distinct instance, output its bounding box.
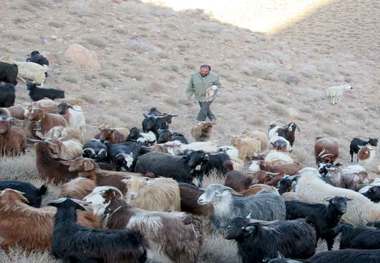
[0,0,379,261]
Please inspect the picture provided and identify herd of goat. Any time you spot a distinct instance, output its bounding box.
[1,51,380,263]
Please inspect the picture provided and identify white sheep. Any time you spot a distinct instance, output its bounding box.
[15,61,47,86]
[163,141,218,155]
[293,167,380,225]
[326,84,352,105]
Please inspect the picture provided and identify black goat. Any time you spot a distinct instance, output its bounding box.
[142,108,177,137]
[204,152,231,176]
[336,223,380,250]
[0,180,47,208]
[350,137,378,162]
[224,217,316,263]
[27,82,64,101]
[269,122,300,147]
[108,141,142,171]
[83,139,109,162]
[307,249,380,263]
[135,151,209,185]
[49,198,147,263]
[0,83,16,107]
[360,185,380,203]
[277,175,298,195]
[157,128,188,144]
[285,196,348,250]
[0,62,18,85]
[26,51,49,66]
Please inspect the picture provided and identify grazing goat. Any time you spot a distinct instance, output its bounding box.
[82,139,109,162]
[0,61,18,85]
[191,121,213,141]
[198,184,286,228]
[350,137,378,162]
[0,116,26,157]
[35,141,78,184]
[285,196,349,250]
[0,181,47,208]
[326,83,352,105]
[125,176,181,211]
[178,183,213,216]
[307,249,380,263]
[268,122,299,147]
[0,189,101,252]
[314,137,339,165]
[337,223,380,250]
[224,217,316,263]
[0,83,15,107]
[319,163,370,191]
[293,168,380,225]
[27,82,64,101]
[26,107,67,136]
[85,186,202,263]
[135,150,209,186]
[95,127,126,143]
[49,198,147,263]
[57,102,86,142]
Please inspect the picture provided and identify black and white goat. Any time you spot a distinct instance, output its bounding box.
[349,137,378,162]
[268,122,300,147]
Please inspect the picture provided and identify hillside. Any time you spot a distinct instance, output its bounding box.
[0,0,379,261]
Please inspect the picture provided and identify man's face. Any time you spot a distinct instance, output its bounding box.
[200,67,210,77]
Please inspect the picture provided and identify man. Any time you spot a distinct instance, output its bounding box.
[186,64,221,122]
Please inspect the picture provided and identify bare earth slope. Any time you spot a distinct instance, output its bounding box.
[0,0,379,261]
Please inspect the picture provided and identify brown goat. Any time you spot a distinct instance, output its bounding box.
[60,177,96,199]
[259,161,303,176]
[26,107,67,136]
[35,141,78,184]
[0,188,101,252]
[314,137,339,165]
[254,170,285,186]
[0,118,26,157]
[224,170,253,192]
[65,157,137,194]
[30,99,58,113]
[191,122,213,141]
[95,128,126,144]
[0,105,26,120]
[178,183,213,216]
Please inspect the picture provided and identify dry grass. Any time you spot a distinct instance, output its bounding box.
[0,0,379,261]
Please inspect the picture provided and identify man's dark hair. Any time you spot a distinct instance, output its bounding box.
[200,64,211,71]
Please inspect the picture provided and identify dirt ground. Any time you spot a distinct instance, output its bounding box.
[0,0,379,261]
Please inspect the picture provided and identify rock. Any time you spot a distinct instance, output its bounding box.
[64,44,100,70]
